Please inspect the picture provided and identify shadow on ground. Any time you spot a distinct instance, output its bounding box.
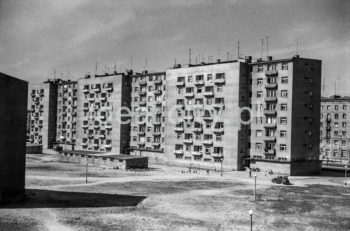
[1,189,146,209]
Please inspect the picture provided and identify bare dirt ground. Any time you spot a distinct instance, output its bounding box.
[0,154,349,231]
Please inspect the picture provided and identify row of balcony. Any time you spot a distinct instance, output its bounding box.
[174,150,223,157]
[176,79,225,87]
[81,143,112,149]
[174,127,224,133]
[83,86,113,94]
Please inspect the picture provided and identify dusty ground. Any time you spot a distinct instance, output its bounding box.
[0,154,349,231]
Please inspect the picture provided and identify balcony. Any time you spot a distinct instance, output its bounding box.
[137,141,145,145]
[155,101,162,105]
[264,123,277,128]
[263,109,277,115]
[264,149,276,156]
[105,144,112,149]
[213,103,225,109]
[265,83,277,89]
[153,89,162,95]
[192,151,203,156]
[99,96,107,101]
[265,70,278,76]
[94,124,100,129]
[174,150,184,155]
[193,127,203,133]
[174,127,184,132]
[88,97,95,102]
[214,79,225,84]
[175,104,184,110]
[176,81,185,87]
[98,134,105,139]
[154,79,162,84]
[81,142,88,146]
[139,100,147,106]
[203,115,213,121]
[105,86,113,92]
[184,92,194,98]
[212,153,223,158]
[94,87,101,93]
[184,115,193,121]
[326,125,331,130]
[83,106,89,111]
[213,128,224,133]
[83,88,89,94]
[99,115,106,121]
[263,136,276,142]
[326,118,331,122]
[203,140,213,146]
[138,131,145,136]
[183,139,193,144]
[264,97,277,102]
[153,131,162,136]
[139,90,147,96]
[82,124,89,128]
[139,80,147,86]
[92,143,99,147]
[203,91,214,97]
[31,92,36,97]
[105,124,112,130]
[152,142,161,146]
[194,80,204,86]
[153,121,161,125]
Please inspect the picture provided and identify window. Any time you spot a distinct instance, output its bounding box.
[280,130,287,138]
[342,122,347,128]
[257,91,263,98]
[216,135,222,141]
[280,117,287,125]
[343,105,347,110]
[255,143,262,150]
[343,114,347,119]
[257,65,263,72]
[281,90,288,98]
[280,144,287,151]
[256,117,263,124]
[217,86,223,92]
[256,130,262,137]
[327,105,331,110]
[177,77,185,82]
[282,63,288,70]
[335,105,339,110]
[280,104,287,111]
[335,114,339,119]
[281,77,288,84]
[188,76,193,82]
[207,74,212,81]
[257,79,263,85]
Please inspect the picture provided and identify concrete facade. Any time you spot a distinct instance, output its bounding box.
[0,73,27,200]
[249,56,322,175]
[28,80,58,150]
[76,72,132,153]
[129,71,166,159]
[320,96,350,164]
[56,80,78,147]
[164,60,250,170]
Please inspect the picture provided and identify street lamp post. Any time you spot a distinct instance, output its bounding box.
[345,165,348,186]
[248,210,253,231]
[220,156,224,176]
[85,155,88,183]
[254,174,257,202]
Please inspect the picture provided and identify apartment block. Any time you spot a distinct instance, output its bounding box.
[56,80,78,148]
[76,72,132,153]
[129,71,167,158]
[320,95,350,163]
[28,80,59,150]
[249,56,322,175]
[164,60,250,170]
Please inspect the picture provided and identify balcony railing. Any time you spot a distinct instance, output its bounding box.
[139,90,147,96]
[174,150,184,155]
[193,127,203,133]
[175,104,184,110]
[183,139,193,144]
[194,80,204,86]
[192,151,203,156]
[264,123,277,128]
[264,149,276,156]
[176,81,185,87]
[83,88,89,93]
[213,128,224,133]
[264,97,277,102]
[214,79,225,84]
[174,127,184,132]
[139,80,147,85]
[265,70,278,76]
[203,140,213,146]
[263,136,276,142]
[213,103,225,109]
[154,79,162,84]
[263,109,277,115]
[203,91,214,97]
[184,92,194,98]
[153,90,162,95]
[265,83,277,89]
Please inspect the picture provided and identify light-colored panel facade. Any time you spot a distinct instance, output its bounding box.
[129,71,167,159]
[164,61,250,170]
[320,96,350,164]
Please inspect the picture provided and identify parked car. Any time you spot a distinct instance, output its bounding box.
[272,176,290,185]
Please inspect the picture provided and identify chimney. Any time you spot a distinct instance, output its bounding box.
[267,56,273,61]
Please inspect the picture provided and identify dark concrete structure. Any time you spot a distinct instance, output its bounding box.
[0,72,27,202]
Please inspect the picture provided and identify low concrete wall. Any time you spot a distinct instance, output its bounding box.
[250,161,291,175]
[130,150,164,163]
[26,144,43,154]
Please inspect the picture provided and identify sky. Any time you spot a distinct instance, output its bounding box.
[0,0,349,96]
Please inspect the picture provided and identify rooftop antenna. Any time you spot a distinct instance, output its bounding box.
[226,52,230,61]
[237,40,240,59]
[338,75,340,95]
[261,38,264,59]
[189,48,192,65]
[104,65,107,73]
[130,56,133,70]
[54,69,56,80]
[266,36,269,58]
[322,75,325,95]
[114,61,117,72]
[95,62,98,75]
[218,49,221,60]
[296,39,299,55]
[334,80,336,96]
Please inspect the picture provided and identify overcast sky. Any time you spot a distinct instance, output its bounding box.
[0,0,349,95]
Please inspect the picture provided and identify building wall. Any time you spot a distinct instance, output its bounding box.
[129,72,166,156]
[164,61,249,170]
[248,56,321,175]
[0,73,27,198]
[320,97,350,163]
[76,72,131,153]
[56,81,78,146]
[28,81,58,150]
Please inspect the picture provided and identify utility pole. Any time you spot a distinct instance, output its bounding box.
[237,40,240,59]
[254,174,257,201]
[266,36,269,58]
[189,48,192,65]
[85,155,88,183]
[261,39,264,59]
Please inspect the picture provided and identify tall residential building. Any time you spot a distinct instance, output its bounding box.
[28,80,59,150]
[320,95,350,164]
[248,56,322,175]
[164,59,251,170]
[129,71,167,157]
[76,72,132,153]
[56,80,78,147]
